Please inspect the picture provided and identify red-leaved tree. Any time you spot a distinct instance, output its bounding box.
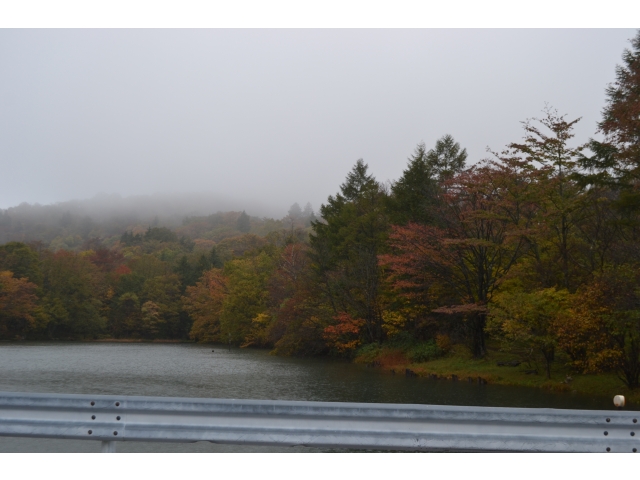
[382,157,539,356]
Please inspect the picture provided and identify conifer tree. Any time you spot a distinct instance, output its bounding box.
[578,30,640,209]
[599,30,640,181]
[209,246,223,268]
[310,159,388,344]
[426,134,468,182]
[389,142,439,225]
[287,203,302,219]
[236,211,251,233]
[389,135,467,225]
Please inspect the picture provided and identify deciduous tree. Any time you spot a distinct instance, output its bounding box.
[0,271,40,339]
[488,288,570,378]
[382,158,536,356]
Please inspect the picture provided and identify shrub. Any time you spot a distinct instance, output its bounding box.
[407,340,443,363]
[435,334,452,353]
[386,331,415,350]
[356,343,382,363]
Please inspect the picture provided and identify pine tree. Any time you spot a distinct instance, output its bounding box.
[302,202,316,227]
[209,246,223,268]
[389,136,467,225]
[236,211,251,233]
[310,159,388,344]
[175,255,193,293]
[389,142,439,225]
[580,30,640,212]
[193,254,211,282]
[287,203,302,219]
[599,30,640,178]
[302,202,314,218]
[426,134,468,182]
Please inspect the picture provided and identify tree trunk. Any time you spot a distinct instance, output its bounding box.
[542,346,554,379]
[471,313,486,358]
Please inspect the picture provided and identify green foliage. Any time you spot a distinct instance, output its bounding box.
[40,250,106,339]
[386,331,415,350]
[209,247,223,268]
[426,134,468,182]
[236,211,251,233]
[388,142,440,225]
[0,270,41,339]
[488,288,570,379]
[219,251,275,344]
[0,242,43,284]
[115,272,145,296]
[144,227,178,243]
[310,159,389,344]
[120,231,143,246]
[355,343,382,363]
[406,340,444,363]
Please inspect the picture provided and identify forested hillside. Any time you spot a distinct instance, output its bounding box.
[2,31,640,391]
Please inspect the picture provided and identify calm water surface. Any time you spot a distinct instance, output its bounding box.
[0,342,630,452]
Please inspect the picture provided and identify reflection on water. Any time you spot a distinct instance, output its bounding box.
[0,342,631,452]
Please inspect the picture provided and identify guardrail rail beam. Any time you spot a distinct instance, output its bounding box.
[0,391,637,452]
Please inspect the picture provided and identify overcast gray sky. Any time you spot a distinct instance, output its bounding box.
[0,29,637,217]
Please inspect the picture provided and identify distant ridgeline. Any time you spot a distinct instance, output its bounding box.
[0,197,316,251]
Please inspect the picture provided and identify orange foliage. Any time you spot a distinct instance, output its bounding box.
[113,264,132,277]
[184,269,227,342]
[376,350,409,368]
[0,270,39,339]
[323,312,365,354]
[88,248,125,273]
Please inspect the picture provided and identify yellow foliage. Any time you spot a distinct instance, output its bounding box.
[381,310,406,337]
[241,312,271,348]
[435,334,452,353]
[252,313,270,325]
[105,286,115,301]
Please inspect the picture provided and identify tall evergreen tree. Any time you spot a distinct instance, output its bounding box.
[236,211,251,233]
[578,30,640,209]
[287,203,302,219]
[175,255,194,293]
[310,159,389,344]
[389,135,467,225]
[389,142,439,225]
[209,246,223,268]
[599,30,640,181]
[426,134,468,182]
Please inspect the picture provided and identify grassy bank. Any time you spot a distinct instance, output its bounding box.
[355,343,640,405]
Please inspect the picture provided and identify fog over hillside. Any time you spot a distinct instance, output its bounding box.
[3,192,287,222]
[1,29,636,213]
[0,192,314,248]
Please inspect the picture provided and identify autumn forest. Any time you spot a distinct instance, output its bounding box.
[2,31,640,392]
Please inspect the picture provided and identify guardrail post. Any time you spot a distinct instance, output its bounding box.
[101,441,116,453]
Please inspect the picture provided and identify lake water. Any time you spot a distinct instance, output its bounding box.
[0,342,629,452]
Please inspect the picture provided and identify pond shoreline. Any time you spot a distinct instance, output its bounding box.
[92,338,192,343]
[355,346,640,406]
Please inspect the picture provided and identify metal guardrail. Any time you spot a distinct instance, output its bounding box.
[0,390,638,452]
